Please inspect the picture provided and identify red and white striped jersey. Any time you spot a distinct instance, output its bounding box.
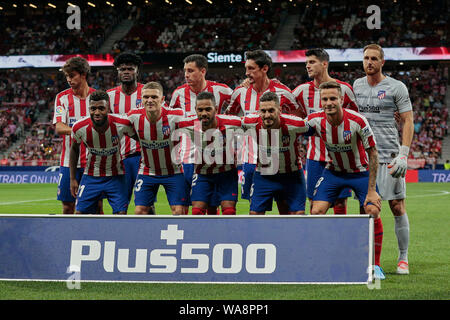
[169,80,232,164]
[177,114,242,175]
[225,80,301,165]
[71,114,136,177]
[307,109,376,173]
[226,80,301,116]
[242,113,310,174]
[292,80,358,162]
[107,83,144,158]
[127,107,185,176]
[53,87,96,168]
[169,80,232,116]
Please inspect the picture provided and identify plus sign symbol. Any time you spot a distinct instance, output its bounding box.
[160,224,184,245]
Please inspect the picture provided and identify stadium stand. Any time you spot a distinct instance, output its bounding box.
[0,2,129,55]
[112,1,282,54]
[290,0,448,49]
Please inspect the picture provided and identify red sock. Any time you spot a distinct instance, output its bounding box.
[333,205,346,215]
[207,207,219,215]
[192,207,206,215]
[221,207,236,215]
[374,217,383,266]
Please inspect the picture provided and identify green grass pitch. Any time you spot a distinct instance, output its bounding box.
[0,182,449,300]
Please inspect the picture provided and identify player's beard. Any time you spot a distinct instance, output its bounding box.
[92,115,108,127]
[364,64,380,76]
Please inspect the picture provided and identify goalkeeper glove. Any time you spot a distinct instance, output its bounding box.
[387,145,409,178]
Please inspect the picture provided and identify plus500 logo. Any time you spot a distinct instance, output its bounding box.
[69,240,276,274]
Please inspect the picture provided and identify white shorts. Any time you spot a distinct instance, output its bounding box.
[377,163,406,201]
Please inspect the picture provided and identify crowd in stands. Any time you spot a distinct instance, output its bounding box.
[0,3,127,55]
[113,2,282,55]
[0,1,447,56]
[0,62,447,167]
[291,0,448,49]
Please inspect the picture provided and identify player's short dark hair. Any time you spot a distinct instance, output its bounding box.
[245,50,272,71]
[183,54,208,72]
[319,81,342,96]
[259,91,280,107]
[62,57,90,76]
[305,48,330,62]
[113,52,143,69]
[196,91,216,106]
[89,90,110,104]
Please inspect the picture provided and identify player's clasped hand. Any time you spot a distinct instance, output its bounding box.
[364,190,382,212]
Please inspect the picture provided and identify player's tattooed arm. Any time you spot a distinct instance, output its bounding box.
[367,146,379,191]
[365,146,381,211]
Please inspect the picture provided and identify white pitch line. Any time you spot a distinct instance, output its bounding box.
[0,198,55,205]
[407,190,450,198]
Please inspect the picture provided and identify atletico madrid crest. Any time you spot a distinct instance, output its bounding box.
[343,130,352,142]
[111,135,119,146]
[162,125,171,137]
[377,90,386,100]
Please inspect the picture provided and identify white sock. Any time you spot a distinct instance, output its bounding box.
[394,213,409,262]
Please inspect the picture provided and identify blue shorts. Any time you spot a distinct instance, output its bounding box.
[57,166,84,202]
[313,169,378,207]
[183,163,220,207]
[134,173,190,207]
[75,175,128,214]
[191,169,239,204]
[250,170,306,213]
[240,163,256,200]
[123,153,141,201]
[306,159,351,199]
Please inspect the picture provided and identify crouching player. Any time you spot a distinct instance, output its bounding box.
[70,90,136,214]
[178,91,241,215]
[241,92,312,215]
[308,81,385,279]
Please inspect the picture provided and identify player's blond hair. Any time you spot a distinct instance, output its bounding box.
[143,81,164,95]
[363,43,384,60]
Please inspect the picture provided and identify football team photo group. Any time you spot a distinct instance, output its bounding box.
[54,45,413,281]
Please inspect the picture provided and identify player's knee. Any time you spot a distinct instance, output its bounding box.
[334,198,347,208]
[310,206,326,215]
[171,206,185,215]
[364,205,380,218]
[389,199,405,216]
[135,206,149,215]
[62,202,75,214]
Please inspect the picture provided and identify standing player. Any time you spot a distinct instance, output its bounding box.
[107,52,156,215]
[308,81,384,279]
[225,49,303,213]
[170,54,233,214]
[353,44,414,275]
[293,48,359,215]
[127,82,190,215]
[53,56,100,214]
[242,92,311,215]
[177,91,241,216]
[69,90,136,215]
